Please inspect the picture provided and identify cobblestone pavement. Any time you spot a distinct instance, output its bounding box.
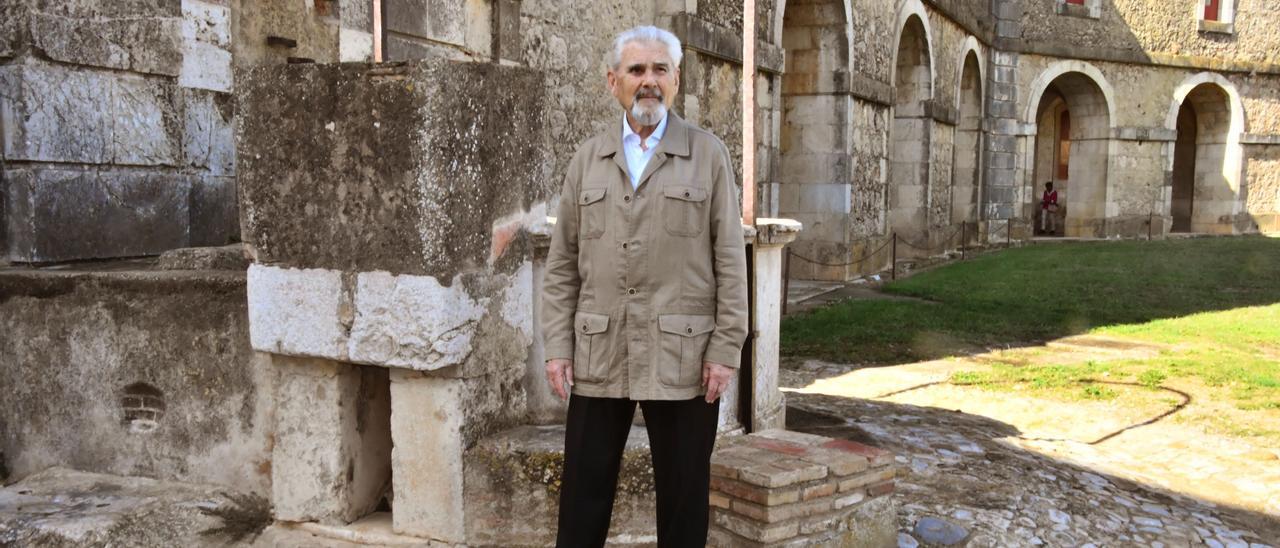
[783,364,1280,547]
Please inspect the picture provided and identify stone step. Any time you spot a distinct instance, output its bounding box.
[462,424,656,547]
[0,467,268,547]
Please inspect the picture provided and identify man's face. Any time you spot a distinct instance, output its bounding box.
[608,40,679,127]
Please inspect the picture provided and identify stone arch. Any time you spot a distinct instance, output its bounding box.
[951,49,983,225]
[1023,61,1116,128]
[1027,66,1114,237]
[775,0,854,241]
[952,36,985,113]
[887,11,933,244]
[1166,75,1243,233]
[890,0,936,98]
[771,0,854,71]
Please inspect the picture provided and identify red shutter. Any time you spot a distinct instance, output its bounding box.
[1205,0,1220,21]
[1066,0,1085,5]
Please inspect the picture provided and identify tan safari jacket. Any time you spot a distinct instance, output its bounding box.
[541,113,749,400]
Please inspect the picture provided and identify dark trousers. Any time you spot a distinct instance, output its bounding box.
[556,394,721,548]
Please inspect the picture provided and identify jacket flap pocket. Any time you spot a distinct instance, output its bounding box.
[658,314,716,337]
[663,185,707,202]
[575,311,610,335]
[579,188,607,205]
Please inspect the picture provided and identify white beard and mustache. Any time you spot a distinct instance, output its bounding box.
[630,88,667,126]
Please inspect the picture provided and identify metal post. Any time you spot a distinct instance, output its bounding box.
[960,221,966,260]
[1148,212,1154,241]
[782,247,791,316]
[1006,220,1011,248]
[890,233,897,281]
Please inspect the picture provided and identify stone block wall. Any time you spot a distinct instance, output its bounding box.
[0,0,373,264]
[237,59,550,541]
[0,267,273,497]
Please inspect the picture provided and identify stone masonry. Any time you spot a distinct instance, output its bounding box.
[708,429,899,547]
[237,58,550,543]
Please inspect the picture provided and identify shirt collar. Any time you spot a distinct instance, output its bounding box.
[621,111,668,147]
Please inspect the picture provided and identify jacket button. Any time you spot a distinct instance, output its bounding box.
[623,195,631,202]
[627,288,637,295]
[686,327,693,334]
[683,191,690,198]
[622,242,629,249]
[582,324,588,331]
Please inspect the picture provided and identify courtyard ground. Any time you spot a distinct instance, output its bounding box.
[780,236,1280,546]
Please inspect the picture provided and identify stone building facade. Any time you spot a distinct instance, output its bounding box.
[765,0,1280,279]
[5,1,1275,272]
[1,0,1278,545]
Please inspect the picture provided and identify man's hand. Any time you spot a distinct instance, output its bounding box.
[545,358,574,401]
[702,361,736,403]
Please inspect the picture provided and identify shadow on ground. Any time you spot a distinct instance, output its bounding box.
[785,393,1280,546]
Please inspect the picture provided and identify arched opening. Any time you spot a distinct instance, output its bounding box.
[776,0,851,248]
[1171,84,1233,233]
[889,15,932,245]
[951,51,982,227]
[1031,72,1111,237]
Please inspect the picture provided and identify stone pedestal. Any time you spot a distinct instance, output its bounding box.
[271,356,391,525]
[750,219,801,432]
[708,430,898,547]
[388,371,466,541]
[238,60,549,543]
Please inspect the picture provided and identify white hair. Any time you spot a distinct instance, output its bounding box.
[609,26,683,69]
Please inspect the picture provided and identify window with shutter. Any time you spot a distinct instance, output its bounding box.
[1205,0,1221,21]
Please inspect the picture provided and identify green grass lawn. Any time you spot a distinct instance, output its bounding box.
[781,237,1280,421]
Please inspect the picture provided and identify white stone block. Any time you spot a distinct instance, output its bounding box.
[0,64,113,163]
[391,371,466,542]
[247,264,350,359]
[339,28,374,62]
[111,77,180,166]
[347,271,486,371]
[182,0,231,47]
[271,357,356,523]
[180,40,232,92]
[499,262,535,342]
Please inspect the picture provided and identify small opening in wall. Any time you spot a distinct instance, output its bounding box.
[121,383,165,434]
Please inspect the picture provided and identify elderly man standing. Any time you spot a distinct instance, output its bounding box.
[541,25,749,547]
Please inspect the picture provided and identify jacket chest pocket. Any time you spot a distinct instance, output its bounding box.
[578,188,608,240]
[574,311,611,383]
[662,185,708,237]
[657,314,716,387]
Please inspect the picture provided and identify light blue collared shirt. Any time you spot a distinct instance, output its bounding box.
[621,112,668,189]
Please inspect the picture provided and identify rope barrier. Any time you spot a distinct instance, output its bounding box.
[788,238,890,267]
[786,219,1029,271]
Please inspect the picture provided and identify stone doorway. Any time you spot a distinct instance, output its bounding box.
[1170,83,1233,234]
[1030,72,1111,238]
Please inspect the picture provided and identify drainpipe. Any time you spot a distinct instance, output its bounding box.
[741,0,756,224]
[373,0,383,62]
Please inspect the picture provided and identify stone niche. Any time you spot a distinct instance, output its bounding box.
[236,59,551,543]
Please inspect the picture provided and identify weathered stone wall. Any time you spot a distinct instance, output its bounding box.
[0,267,272,496]
[520,0,653,201]
[1244,143,1280,232]
[237,59,550,539]
[0,0,366,264]
[1021,0,1280,68]
[845,0,895,84]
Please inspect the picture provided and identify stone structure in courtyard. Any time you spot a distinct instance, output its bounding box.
[1,0,1279,545]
